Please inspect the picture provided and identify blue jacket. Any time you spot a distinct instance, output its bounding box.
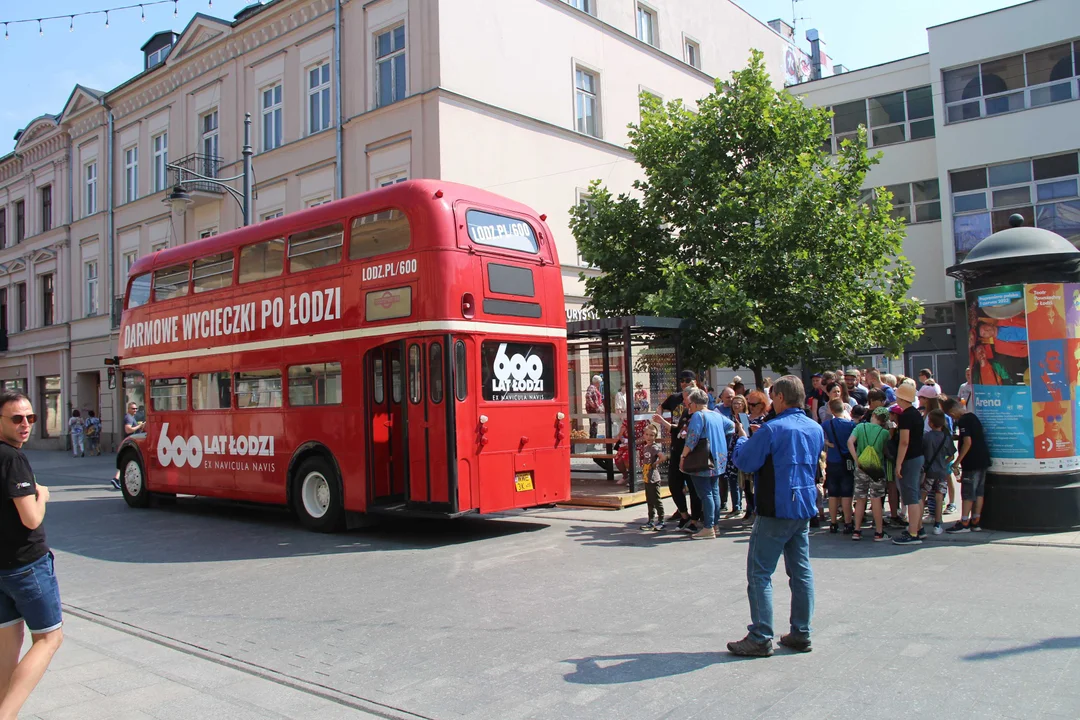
[685,410,735,477]
[734,407,824,520]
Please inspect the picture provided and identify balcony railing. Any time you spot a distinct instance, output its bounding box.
[167,153,224,194]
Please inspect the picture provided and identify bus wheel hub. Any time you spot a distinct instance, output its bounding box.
[301,472,330,518]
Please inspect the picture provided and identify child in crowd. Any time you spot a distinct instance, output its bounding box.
[922,409,956,535]
[640,423,667,531]
[847,405,892,541]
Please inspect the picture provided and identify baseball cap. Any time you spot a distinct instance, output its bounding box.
[844,369,859,377]
[916,384,940,399]
[811,373,823,378]
[894,383,917,403]
[679,370,697,382]
[873,406,891,420]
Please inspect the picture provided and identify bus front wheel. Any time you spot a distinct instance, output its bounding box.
[293,456,345,533]
[120,453,151,509]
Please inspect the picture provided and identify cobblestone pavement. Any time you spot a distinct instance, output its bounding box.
[19,450,1080,719]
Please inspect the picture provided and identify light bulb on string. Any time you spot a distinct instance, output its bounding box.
[104,10,109,28]
[69,16,75,32]
[38,19,42,36]
[174,0,179,18]
[141,5,146,22]
[3,23,8,40]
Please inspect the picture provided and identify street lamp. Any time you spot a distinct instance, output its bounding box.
[163,112,254,226]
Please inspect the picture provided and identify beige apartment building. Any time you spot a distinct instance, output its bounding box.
[0,0,821,448]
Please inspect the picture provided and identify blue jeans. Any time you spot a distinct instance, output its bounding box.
[726,475,742,511]
[691,475,720,528]
[746,516,814,643]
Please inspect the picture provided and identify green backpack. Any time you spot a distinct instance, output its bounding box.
[855,423,888,479]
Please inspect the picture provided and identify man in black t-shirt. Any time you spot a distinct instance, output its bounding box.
[944,398,991,533]
[0,391,63,716]
[891,383,926,545]
[655,373,702,529]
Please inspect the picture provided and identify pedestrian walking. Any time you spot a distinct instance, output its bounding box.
[679,387,734,540]
[84,411,102,456]
[0,391,64,718]
[727,376,823,657]
[67,410,85,458]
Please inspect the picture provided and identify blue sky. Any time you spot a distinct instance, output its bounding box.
[0,0,1026,154]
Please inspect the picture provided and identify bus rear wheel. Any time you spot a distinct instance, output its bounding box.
[120,453,151,509]
[293,456,345,533]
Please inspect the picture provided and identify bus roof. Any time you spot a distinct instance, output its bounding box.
[131,179,551,277]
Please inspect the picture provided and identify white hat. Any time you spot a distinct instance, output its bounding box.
[916,384,940,399]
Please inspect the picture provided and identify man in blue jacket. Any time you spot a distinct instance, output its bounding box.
[728,375,824,657]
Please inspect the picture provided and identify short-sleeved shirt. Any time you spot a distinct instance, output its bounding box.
[822,417,856,464]
[957,412,991,470]
[890,406,924,460]
[958,383,973,408]
[124,413,139,437]
[641,443,664,484]
[660,393,685,445]
[849,385,868,406]
[0,442,48,570]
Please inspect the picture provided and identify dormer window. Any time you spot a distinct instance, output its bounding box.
[147,44,171,69]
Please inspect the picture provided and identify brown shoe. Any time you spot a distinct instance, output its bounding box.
[726,635,773,657]
[778,634,812,653]
[690,527,716,539]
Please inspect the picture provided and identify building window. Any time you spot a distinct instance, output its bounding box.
[944,40,1079,124]
[567,0,593,14]
[636,4,657,46]
[201,110,219,177]
[824,85,935,153]
[877,180,941,224]
[123,251,138,277]
[40,185,52,233]
[14,200,24,243]
[0,288,7,338]
[261,84,284,152]
[15,283,26,332]
[375,25,406,108]
[574,66,600,137]
[124,146,139,203]
[41,274,54,327]
[308,62,332,134]
[376,172,408,187]
[147,44,171,68]
[85,162,98,216]
[152,132,168,192]
[261,209,284,221]
[199,228,218,239]
[685,39,700,69]
[85,260,99,317]
[0,208,5,248]
[40,376,61,438]
[951,151,1080,258]
[305,196,332,208]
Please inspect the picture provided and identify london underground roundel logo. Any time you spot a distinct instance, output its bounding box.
[156,422,204,469]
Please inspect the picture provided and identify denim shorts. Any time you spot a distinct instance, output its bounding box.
[0,552,63,634]
[962,468,987,500]
[825,462,855,497]
[897,457,924,506]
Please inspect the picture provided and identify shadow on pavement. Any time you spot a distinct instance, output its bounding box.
[562,651,738,684]
[963,636,1080,661]
[47,493,547,564]
[564,521,754,548]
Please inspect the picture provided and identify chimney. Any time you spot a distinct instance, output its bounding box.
[767,19,795,42]
[833,64,847,75]
[806,29,832,80]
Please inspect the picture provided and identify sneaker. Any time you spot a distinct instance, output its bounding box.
[971,518,982,532]
[829,522,839,534]
[917,527,927,540]
[945,503,957,514]
[682,523,700,534]
[890,516,908,527]
[690,527,716,540]
[726,635,773,657]
[843,523,855,535]
[892,531,922,545]
[933,521,944,535]
[640,522,655,531]
[851,530,862,541]
[676,515,691,530]
[742,510,754,521]
[778,634,812,653]
[946,520,970,534]
[652,522,665,532]
[110,478,122,491]
[873,530,890,542]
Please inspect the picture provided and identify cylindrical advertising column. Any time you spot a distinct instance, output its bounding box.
[949,216,1080,531]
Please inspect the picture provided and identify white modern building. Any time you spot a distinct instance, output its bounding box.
[0,0,828,447]
[793,0,1080,392]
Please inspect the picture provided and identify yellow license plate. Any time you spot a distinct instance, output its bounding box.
[515,472,534,492]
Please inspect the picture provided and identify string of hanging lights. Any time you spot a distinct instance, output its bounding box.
[2,1,218,40]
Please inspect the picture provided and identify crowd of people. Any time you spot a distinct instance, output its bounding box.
[612,365,990,546]
[65,410,103,458]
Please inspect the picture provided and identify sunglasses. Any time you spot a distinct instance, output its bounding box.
[2,414,37,425]
[1045,415,1064,423]
[749,401,764,408]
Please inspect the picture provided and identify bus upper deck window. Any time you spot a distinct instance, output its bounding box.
[466,209,539,254]
[349,209,410,260]
[153,264,190,301]
[193,252,235,293]
[128,273,152,309]
[289,223,344,273]
[239,238,285,284]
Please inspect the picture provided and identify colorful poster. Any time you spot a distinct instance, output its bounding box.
[1031,339,1070,402]
[972,385,1033,460]
[969,285,1028,386]
[1026,284,1067,340]
[1066,284,1080,338]
[1033,401,1073,458]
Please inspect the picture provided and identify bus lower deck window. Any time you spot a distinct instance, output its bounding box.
[235,369,283,408]
[150,377,188,412]
[288,362,342,406]
[192,372,232,410]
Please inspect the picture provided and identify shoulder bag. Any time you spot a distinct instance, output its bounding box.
[682,412,714,473]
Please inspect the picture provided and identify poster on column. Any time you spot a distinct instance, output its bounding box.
[968,283,1080,473]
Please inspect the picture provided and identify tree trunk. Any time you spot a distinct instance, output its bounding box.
[753,365,765,391]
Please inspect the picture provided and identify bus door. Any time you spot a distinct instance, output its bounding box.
[404,338,452,507]
[366,344,406,504]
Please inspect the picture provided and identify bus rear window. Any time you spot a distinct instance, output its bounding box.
[154,265,190,301]
[466,210,538,254]
[128,273,152,309]
[239,239,284,284]
[480,341,555,401]
[349,209,410,259]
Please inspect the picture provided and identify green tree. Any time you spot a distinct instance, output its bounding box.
[570,50,923,388]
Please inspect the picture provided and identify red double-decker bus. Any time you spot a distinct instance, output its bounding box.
[115,180,569,531]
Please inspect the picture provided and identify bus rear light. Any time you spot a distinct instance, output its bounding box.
[435,190,444,198]
[539,214,547,221]
[479,415,488,424]
[462,293,476,319]
[478,415,490,451]
[556,412,565,421]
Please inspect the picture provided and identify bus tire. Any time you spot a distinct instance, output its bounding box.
[120,452,152,509]
[292,456,345,533]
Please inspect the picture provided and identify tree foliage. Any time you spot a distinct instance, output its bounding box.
[570,50,923,385]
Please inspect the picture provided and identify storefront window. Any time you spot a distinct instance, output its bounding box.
[1,379,26,394]
[39,376,61,438]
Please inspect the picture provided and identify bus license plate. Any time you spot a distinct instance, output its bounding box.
[515,472,534,492]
